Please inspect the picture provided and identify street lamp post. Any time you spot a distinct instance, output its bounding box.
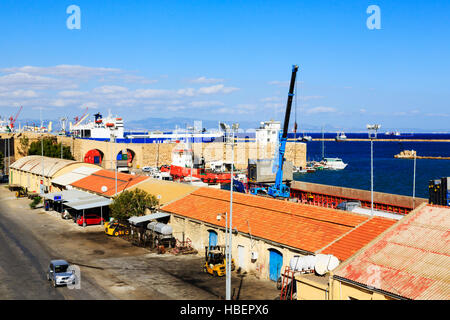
[219,122,239,301]
[367,124,380,215]
[109,126,118,196]
[413,151,416,209]
[216,211,228,268]
[114,129,117,196]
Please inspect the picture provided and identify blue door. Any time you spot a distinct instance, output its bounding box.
[269,249,283,281]
[208,231,218,248]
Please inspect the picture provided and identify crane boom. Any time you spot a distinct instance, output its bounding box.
[269,65,299,198]
[74,107,88,126]
[249,65,299,199]
[282,66,298,139]
[9,105,23,129]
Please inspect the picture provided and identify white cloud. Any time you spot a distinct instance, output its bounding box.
[83,102,100,109]
[92,85,129,94]
[58,90,88,97]
[176,88,196,97]
[268,80,289,87]
[0,72,76,90]
[0,89,38,98]
[189,76,225,84]
[305,106,337,114]
[189,101,225,108]
[1,65,122,79]
[49,98,80,107]
[197,84,239,95]
[261,96,281,102]
[0,65,241,115]
[134,88,173,98]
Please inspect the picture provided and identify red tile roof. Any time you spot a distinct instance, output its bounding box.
[162,187,395,258]
[333,204,450,300]
[320,217,397,261]
[70,170,149,197]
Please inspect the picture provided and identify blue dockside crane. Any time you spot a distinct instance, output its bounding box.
[250,64,299,198]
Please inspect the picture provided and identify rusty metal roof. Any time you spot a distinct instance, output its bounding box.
[333,204,450,300]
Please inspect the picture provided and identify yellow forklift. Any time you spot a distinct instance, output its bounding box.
[203,245,235,277]
[9,185,27,198]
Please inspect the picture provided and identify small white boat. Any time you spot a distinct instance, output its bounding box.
[335,132,347,142]
[182,176,209,187]
[301,135,312,142]
[293,166,307,174]
[322,158,348,170]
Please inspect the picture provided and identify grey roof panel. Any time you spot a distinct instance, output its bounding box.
[128,212,170,225]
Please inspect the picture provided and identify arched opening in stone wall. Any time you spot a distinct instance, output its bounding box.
[84,149,104,166]
[116,148,136,172]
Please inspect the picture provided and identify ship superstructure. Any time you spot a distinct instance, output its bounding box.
[70,112,124,139]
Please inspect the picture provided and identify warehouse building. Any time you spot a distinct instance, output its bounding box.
[128,178,199,206]
[51,166,102,191]
[328,203,450,300]
[9,155,101,194]
[161,187,397,282]
[69,169,149,197]
[295,203,450,300]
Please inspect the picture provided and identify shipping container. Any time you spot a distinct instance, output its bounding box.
[248,159,293,183]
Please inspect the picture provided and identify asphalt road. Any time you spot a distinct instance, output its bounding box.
[0,196,113,300]
[0,186,280,300]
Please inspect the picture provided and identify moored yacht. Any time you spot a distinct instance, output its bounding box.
[322,157,348,170]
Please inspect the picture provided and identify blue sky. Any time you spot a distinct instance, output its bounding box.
[0,0,449,131]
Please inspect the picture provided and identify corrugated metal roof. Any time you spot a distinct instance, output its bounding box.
[43,189,99,202]
[51,166,101,186]
[333,204,450,300]
[65,197,112,210]
[162,188,395,256]
[10,156,79,177]
[10,155,41,169]
[128,212,170,225]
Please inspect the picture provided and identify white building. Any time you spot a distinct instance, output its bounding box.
[255,120,281,144]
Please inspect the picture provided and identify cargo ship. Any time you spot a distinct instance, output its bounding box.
[69,112,224,143]
[70,111,125,139]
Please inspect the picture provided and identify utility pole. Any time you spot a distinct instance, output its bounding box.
[413,151,416,209]
[367,124,380,215]
[4,134,6,175]
[321,126,324,160]
[7,134,10,174]
[40,108,44,195]
[114,129,117,196]
[219,121,239,301]
[227,123,239,300]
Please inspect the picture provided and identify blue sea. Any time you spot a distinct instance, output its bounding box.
[293,133,450,199]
